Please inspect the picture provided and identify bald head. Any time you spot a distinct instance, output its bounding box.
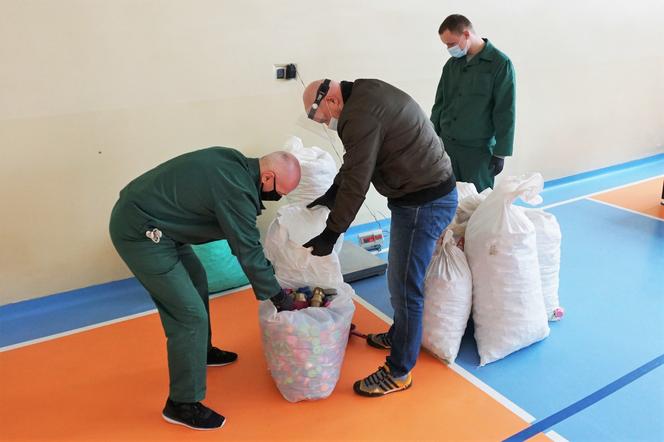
[258,151,301,196]
[302,79,343,125]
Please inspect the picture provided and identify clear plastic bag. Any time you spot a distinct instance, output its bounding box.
[261,204,354,402]
[258,284,354,402]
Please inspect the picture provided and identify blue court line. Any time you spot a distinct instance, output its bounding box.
[544,153,663,188]
[0,278,155,348]
[538,153,664,207]
[503,354,664,442]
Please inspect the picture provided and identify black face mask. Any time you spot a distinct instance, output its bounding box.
[260,176,282,201]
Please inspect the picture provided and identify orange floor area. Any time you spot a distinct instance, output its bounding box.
[0,288,548,441]
[591,177,664,220]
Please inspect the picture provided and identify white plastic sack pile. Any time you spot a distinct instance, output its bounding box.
[465,173,550,366]
[261,204,354,402]
[283,136,337,206]
[451,182,564,321]
[524,209,563,321]
[422,230,473,363]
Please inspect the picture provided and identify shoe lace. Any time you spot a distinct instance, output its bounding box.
[366,365,389,386]
[379,333,392,346]
[188,402,210,422]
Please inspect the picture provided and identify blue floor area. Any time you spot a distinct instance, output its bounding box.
[0,279,154,347]
[538,153,664,207]
[349,199,664,441]
[550,361,664,441]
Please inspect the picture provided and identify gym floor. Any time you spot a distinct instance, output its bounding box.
[1,154,662,441]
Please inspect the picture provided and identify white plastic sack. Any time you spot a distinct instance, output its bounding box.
[449,188,492,239]
[456,181,479,200]
[261,204,354,402]
[264,205,344,287]
[283,136,337,206]
[465,173,550,366]
[525,209,564,321]
[422,230,473,364]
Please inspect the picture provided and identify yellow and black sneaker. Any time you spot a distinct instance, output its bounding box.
[353,365,412,397]
[366,332,392,350]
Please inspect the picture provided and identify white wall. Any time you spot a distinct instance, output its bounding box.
[1,0,663,304]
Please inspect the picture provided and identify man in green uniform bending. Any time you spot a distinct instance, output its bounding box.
[109,147,300,430]
[431,14,516,192]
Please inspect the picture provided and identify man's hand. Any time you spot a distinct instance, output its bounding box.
[489,156,505,176]
[270,289,295,312]
[302,227,341,257]
[306,184,339,210]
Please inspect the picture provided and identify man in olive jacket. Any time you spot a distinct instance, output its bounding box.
[109,147,300,430]
[431,14,516,192]
[302,78,458,397]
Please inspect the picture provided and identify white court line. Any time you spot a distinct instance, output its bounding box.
[540,174,664,210]
[586,198,663,223]
[0,285,251,353]
[350,294,568,441]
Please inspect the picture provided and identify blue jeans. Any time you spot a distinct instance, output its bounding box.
[385,188,458,377]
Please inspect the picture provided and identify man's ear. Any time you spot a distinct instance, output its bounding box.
[327,96,342,114]
[261,171,274,184]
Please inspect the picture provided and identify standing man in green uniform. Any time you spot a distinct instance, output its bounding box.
[431,14,516,192]
[109,147,300,430]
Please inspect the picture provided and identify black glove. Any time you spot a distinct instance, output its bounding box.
[270,289,295,312]
[306,184,339,210]
[489,156,505,176]
[302,227,341,257]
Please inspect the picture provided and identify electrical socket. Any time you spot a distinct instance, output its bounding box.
[274,63,297,80]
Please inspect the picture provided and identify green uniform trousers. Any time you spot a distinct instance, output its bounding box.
[445,142,495,193]
[110,207,212,403]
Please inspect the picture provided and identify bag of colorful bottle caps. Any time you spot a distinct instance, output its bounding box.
[258,283,355,402]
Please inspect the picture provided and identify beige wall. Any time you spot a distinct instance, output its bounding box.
[1,0,663,304]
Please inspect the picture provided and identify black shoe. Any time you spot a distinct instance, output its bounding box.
[162,399,225,430]
[207,347,238,366]
[366,332,392,350]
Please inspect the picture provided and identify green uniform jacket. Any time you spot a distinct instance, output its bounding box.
[430,39,516,156]
[112,147,280,300]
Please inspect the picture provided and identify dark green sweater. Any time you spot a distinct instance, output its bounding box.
[431,39,516,156]
[115,147,280,300]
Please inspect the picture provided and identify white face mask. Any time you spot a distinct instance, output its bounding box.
[327,118,338,131]
[448,35,470,58]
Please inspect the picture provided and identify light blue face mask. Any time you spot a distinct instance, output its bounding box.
[448,35,470,58]
[327,118,338,131]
